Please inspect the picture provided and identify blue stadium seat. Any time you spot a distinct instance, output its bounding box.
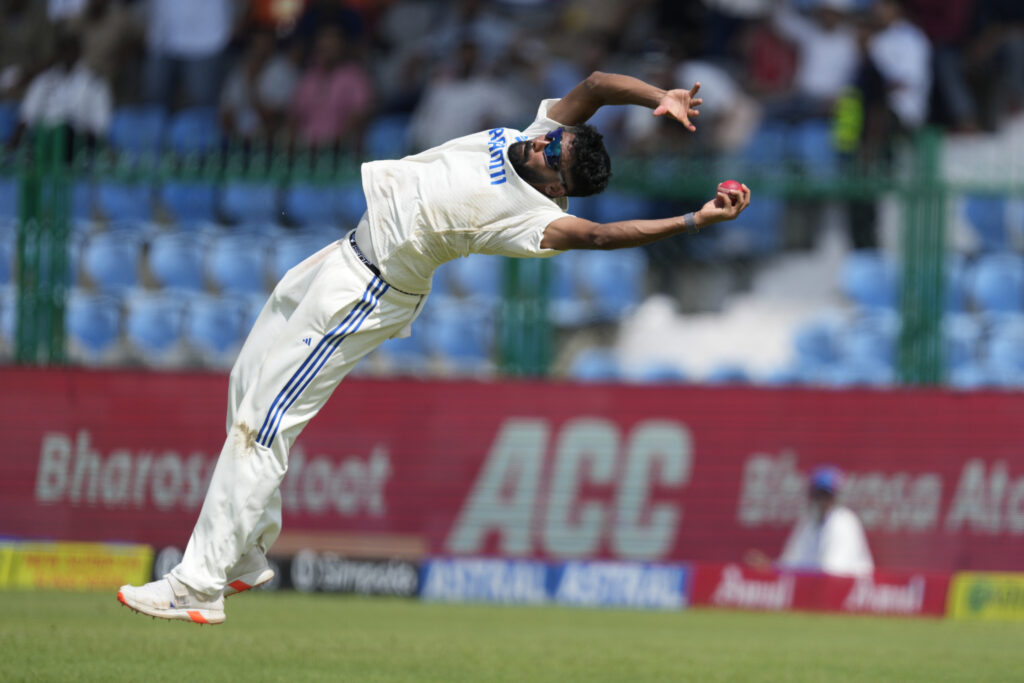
[109,106,167,154]
[793,314,843,365]
[840,310,899,367]
[65,289,122,364]
[967,252,1024,313]
[167,106,221,153]
[567,195,601,222]
[0,220,13,285]
[444,253,504,303]
[282,184,339,226]
[97,181,154,222]
[159,181,218,225]
[705,363,752,385]
[269,230,330,281]
[948,360,994,390]
[984,317,1024,374]
[840,249,898,309]
[626,361,688,384]
[0,178,16,219]
[945,254,968,312]
[373,331,429,374]
[821,359,895,388]
[943,313,982,371]
[1,177,91,221]
[238,292,268,336]
[124,289,187,366]
[336,183,367,226]
[716,197,784,257]
[81,230,143,292]
[575,249,647,322]
[740,122,788,166]
[147,232,206,291]
[183,293,247,368]
[206,231,268,294]
[792,120,838,175]
[963,196,1008,252]
[221,181,280,225]
[568,347,621,382]
[0,102,17,144]
[366,114,412,160]
[763,363,805,386]
[71,181,94,221]
[0,285,14,353]
[593,192,654,224]
[423,299,493,365]
[548,250,588,327]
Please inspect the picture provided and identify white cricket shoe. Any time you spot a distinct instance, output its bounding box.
[224,548,275,597]
[117,575,225,625]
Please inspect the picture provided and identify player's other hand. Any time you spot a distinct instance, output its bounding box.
[653,82,702,132]
[694,182,750,227]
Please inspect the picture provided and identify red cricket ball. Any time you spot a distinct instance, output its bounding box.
[716,179,743,207]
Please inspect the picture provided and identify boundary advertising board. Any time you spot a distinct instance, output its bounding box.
[3,368,1024,572]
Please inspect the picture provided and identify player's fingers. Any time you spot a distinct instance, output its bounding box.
[689,82,701,97]
[691,97,703,107]
[689,109,700,117]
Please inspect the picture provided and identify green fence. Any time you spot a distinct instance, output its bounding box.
[7,126,956,382]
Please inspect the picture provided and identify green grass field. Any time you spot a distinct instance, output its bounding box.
[3,591,1023,682]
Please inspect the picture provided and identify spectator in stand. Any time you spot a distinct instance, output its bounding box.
[767,0,860,122]
[420,0,516,69]
[220,28,298,145]
[858,0,932,159]
[67,0,143,99]
[246,0,306,37]
[409,39,525,152]
[292,0,366,55]
[842,0,931,249]
[0,0,57,103]
[746,465,874,577]
[48,0,86,22]
[289,24,372,152]
[142,0,241,110]
[13,32,113,147]
[965,0,1024,129]
[905,0,980,132]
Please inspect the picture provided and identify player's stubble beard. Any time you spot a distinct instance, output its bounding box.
[508,140,551,186]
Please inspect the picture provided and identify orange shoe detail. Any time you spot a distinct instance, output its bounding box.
[117,590,126,605]
[187,610,209,624]
[228,580,250,593]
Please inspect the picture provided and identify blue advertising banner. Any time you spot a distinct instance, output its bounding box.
[420,557,692,610]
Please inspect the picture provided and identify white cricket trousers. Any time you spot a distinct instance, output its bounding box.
[171,234,423,595]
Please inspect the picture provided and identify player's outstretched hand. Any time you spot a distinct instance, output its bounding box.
[653,82,703,132]
[694,182,751,227]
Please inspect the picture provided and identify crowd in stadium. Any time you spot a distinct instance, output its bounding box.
[1,0,1024,385]
[2,0,1023,154]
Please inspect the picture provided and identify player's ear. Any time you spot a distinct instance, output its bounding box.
[543,182,567,199]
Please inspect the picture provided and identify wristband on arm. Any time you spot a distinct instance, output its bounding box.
[682,212,699,234]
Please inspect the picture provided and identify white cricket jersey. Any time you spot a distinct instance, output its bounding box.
[777,504,874,577]
[360,98,570,294]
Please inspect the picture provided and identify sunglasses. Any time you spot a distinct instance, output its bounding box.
[543,128,568,188]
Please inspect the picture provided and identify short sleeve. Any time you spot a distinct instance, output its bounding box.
[520,98,565,138]
[474,206,567,259]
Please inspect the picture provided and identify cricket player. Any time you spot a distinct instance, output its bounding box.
[117,71,751,624]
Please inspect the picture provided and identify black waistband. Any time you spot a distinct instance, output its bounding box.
[349,231,381,278]
[347,232,417,296]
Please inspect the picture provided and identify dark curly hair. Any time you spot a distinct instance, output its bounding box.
[565,124,611,197]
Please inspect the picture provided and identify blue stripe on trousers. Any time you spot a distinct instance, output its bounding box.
[260,280,387,447]
[256,277,387,448]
